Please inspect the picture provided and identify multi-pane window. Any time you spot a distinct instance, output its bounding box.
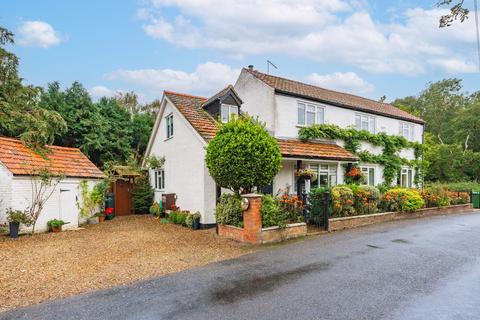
[355,113,376,133]
[154,169,165,190]
[361,167,375,186]
[297,102,324,126]
[400,167,413,188]
[166,114,174,139]
[295,163,337,193]
[221,104,239,123]
[399,122,415,141]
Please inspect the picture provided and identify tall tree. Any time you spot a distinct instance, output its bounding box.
[0,26,66,148]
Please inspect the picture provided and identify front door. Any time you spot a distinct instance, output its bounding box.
[115,180,132,216]
[59,184,79,228]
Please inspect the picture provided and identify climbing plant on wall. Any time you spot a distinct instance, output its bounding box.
[298,124,424,185]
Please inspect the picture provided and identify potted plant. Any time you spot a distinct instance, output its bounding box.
[47,219,66,233]
[192,212,201,230]
[295,168,316,180]
[6,208,31,238]
[95,212,106,222]
[149,202,161,216]
[104,207,115,220]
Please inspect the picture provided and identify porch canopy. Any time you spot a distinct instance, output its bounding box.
[276,138,358,162]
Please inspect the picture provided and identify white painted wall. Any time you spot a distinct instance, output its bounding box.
[147,98,217,224]
[234,69,276,133]
[0,164,13,219]
[0,176,99,233]
[274,94,424,145]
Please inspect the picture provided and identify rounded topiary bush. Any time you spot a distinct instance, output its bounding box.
[205,115,281,193]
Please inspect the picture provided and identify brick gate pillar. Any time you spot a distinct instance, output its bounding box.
[242,194,263,244]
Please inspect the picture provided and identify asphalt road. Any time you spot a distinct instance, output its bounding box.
[3,211,480,320]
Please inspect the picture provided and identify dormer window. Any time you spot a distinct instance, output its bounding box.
[221,104,238,123]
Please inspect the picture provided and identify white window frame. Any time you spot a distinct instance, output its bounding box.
[220,104,239,123]
[360,166,375,186]
[297,101,325,126]
[400,167,413,188]
[399,121,415,141]
[294,163,337,193]
[355,113,376,134]
[165,114,174,139]
[154,168,165,191]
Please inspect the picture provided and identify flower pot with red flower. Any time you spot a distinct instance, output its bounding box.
[105,207,115,220]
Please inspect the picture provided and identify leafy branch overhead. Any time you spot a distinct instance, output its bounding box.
[437,0,469,27]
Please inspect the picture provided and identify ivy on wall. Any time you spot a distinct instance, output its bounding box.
[298,124,424,185]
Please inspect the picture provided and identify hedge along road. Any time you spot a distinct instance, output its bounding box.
[3,211,480,320]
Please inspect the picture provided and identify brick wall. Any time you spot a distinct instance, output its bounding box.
[217,194,307,244]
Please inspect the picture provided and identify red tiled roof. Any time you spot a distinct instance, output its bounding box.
[164,91,218,141]
[246,68,424,124]
[276,139,358,161]
[0,137,104,178]
[163,91,357,161]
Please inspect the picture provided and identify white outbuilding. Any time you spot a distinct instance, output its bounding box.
[0,137,104,232]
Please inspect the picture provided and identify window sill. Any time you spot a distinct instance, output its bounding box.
[154,189,164,192]
[164,136,174,142]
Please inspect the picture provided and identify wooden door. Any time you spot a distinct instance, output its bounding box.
[115,180,132,216]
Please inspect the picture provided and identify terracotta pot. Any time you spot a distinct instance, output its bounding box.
[51,226,62,233]
[98,216,105,222]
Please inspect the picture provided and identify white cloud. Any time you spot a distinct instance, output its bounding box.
[17,21,61,48]
[89,86,119,99]
[138,1,479,75]
[105,62,240,96]
[306,71,374,95]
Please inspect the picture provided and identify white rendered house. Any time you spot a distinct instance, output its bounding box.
[144,67,424,226]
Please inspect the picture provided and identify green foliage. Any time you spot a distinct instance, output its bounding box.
[47,219,66,228]
[206,115,281,193]
[131,175,154,214]
[214,194,243,227]
[261,195,287,228]
[169,211,189,226]
[149,202,161,216]
[299,124,421,185]
[79,180,107,218]
[184,212,201,228]
[381,188,425,212]
[425,181,480,192]
[145,155,165,170]
[351,185,381,215]
[0,27,67,149]
[6,208,32,225]
[331,186,355,217]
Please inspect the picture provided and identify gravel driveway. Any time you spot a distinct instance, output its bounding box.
[0,215,253,312]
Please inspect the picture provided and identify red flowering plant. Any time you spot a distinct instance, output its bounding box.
[278,193,304,223]
[344,165,366,185]
[170,204,179,211]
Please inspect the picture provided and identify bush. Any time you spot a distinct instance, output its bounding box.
[131,175,154,214]
[205,115,281,193]
[47,219,66,228]
[215,194,243,227]
[169,210,189,226]
[149,202,161,216]
[278,193,304,223]
[351,185,380,215]
[331,186,355,217]
[381,188,425,212]
[6,209,32,225]
[425,181,480,192]
[446,191,470,205]
[261,195,287,228]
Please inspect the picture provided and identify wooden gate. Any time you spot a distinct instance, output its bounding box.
[113,180,133,216]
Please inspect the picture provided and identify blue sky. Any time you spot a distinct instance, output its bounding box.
[2,0,479,103]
